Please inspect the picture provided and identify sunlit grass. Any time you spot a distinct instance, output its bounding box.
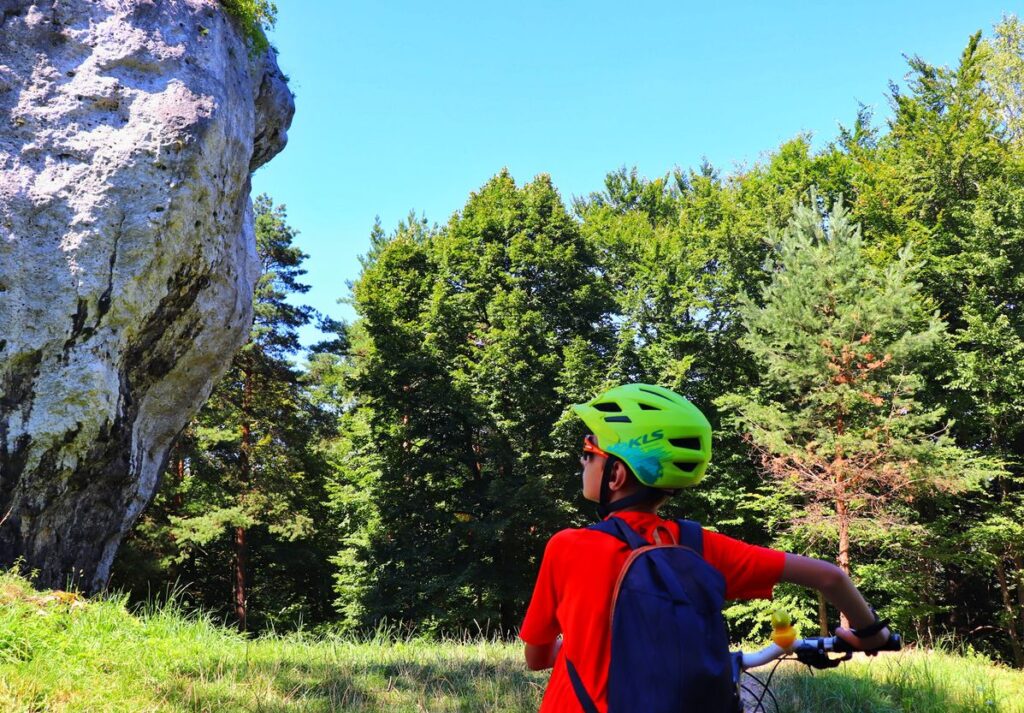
[0,570,545,711]
[1,570,1022,711]
[748,647,1024,713]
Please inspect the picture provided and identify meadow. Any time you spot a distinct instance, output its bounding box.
[1,571,1021,712]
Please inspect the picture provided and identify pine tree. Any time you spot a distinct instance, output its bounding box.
[717,197,998,627]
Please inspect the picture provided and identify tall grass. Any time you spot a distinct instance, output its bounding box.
[0,570,1021,711]
[765,648,1024,713]
[0,571,545,711]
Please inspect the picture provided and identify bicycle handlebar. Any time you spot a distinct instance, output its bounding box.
[740,633,902,670]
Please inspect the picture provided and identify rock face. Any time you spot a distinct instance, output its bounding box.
[0,0,294,591]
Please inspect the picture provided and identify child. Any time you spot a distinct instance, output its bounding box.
[521,384,892,712]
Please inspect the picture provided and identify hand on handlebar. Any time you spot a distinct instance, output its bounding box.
[740,632,901,671]
[834,625,893,655]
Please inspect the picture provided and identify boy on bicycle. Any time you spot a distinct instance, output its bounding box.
[521,383,892,712]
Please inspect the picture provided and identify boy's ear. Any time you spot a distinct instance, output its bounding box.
[609,460,631,491]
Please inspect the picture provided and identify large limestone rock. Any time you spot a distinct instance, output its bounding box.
[0,0,294,591]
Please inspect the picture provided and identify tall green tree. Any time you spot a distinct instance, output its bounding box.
[848,29,1024,656]
[338,172,613,631]
[950,307,1024,665]
[982,15,1024,146]
[717,198,997,627]
[574,153,832,537]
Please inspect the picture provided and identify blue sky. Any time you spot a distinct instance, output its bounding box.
[251,1,1015,344]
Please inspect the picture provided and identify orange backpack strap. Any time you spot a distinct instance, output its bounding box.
[651,525,676,546]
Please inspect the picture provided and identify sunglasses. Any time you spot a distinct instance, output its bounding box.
[581,434,611,462]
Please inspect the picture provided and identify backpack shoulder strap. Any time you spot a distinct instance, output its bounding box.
[588,516,648,550]
[564,657,601,713]
[676,519,704,556]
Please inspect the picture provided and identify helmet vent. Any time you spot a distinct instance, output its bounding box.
[593,402,622,412]
[605,415,632,423]
[639,387,675,402]
[670,437,702,451]
[638,403,661,411]
[674,461,699,473]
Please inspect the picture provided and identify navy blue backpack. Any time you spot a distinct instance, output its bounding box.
[563,516,742,713]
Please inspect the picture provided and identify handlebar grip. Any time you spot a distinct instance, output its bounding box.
[832,632,902,654]
[831,636,853,653]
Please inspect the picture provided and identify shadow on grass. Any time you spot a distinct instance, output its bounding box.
[158,654,546,712]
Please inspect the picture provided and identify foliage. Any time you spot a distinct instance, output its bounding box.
[326,20,1024,653]
[982,15,1024,145]
[336,173,612,632]
[839,24,1024,663]
[718,197,998,592]
[219,0,278,54]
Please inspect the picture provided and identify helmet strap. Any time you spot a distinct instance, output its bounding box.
[597,455,617,518]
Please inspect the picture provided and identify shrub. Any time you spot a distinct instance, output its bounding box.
[219,0,277,54]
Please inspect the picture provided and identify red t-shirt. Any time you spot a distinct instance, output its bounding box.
[519,511,785,713]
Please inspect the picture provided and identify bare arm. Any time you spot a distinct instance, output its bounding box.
[524,638,562,670]
[780,553,891,651]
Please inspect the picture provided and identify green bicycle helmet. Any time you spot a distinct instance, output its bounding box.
[572,383,712,489]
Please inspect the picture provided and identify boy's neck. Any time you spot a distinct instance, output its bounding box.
[605,486,669,516]
[605,502,662,516]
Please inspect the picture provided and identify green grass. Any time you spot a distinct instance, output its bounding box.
[0,571,1022,712]
[763,648,1024,713]
[0,571,545,712]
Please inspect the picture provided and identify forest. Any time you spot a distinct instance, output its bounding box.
[112,18,1024,669]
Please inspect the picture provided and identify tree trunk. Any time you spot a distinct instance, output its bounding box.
[234,366,253,633]
[948,572,961,631]
[832,409,852,630]
[818,591,829,637]
[234,524,248,632]
[166,449,185,558]
[1014,552,1024,645]
[174,453,185,512]
[995,557,1024,668]
[836,490,851,629]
